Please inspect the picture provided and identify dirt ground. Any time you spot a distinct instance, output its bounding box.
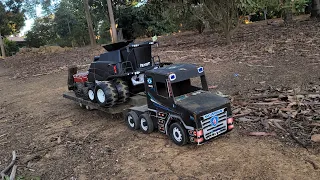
[1,17,320,179]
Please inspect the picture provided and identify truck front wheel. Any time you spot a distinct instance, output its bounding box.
[139,113,154,134]
[169,123,188,146]
[126,111,140,130]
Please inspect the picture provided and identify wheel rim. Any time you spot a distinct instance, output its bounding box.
[140,118,148,131]
[173,127,183,142]
[97,89,105,103]
[88,89,95,100]
[127,115,135,128]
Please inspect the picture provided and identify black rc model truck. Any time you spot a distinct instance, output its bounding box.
[65,41,234,146]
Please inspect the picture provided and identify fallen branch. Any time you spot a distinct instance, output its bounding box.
[286,118,308,148]
[233,112,251,118]
[249,102,288,106]
[246,63,275,68]
[247,132,276,136]
[235,92,316,101]
[0,134,7,138]
[0,151,17,180]
[305,159,319,170]
[9,165,17,180]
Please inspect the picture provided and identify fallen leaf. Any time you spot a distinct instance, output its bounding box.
[311,134,320,143]
[232,108,241,114]
[264,98,279,102]
[208,85,218,89]
[248,132,276,136]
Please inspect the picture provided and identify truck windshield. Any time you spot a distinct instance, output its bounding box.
[171,77,203,99]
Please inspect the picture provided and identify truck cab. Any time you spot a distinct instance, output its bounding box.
[125,63,234,145]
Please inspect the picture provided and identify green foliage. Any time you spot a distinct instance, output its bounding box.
[0,0,25,35]
[4,38,19,56]
[97,21,111,44]
[25,16,56,47]
[117,1,180,39]
[54,0,90,47]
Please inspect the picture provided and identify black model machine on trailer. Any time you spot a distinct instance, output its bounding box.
[65,40,234,146]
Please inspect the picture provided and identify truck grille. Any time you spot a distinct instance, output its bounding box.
[200,108,227,140]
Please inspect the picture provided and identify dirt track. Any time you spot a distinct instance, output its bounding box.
[1,18,320,179]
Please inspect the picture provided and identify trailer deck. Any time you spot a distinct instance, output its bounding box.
[63,92,147,114]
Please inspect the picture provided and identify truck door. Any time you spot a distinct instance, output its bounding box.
[145,76,175,133]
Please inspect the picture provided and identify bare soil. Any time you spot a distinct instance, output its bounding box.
[1,17,320,179]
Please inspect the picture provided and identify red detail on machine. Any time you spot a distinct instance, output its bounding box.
[113,65,117,74]
[73,72,88,83]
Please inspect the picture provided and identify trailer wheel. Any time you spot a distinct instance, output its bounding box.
[95,81,117,107]
[169,123,188,146]
[139,113,154,134]
[115,79,130,103]
[125,111,140,130]
[88,87,96,102]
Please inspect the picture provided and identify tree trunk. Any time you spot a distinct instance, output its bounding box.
[83,0,96,46]
[224,27,232,45]
[107,0,118,43]
[311,0,320,19]
[0,31,5,58]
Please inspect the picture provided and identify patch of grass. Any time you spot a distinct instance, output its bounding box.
[16,176,41,180]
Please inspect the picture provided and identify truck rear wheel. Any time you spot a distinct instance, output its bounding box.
[126,111,140,130]
[169,123,188,146]
[95,81,117,107]
[139,113,154,134]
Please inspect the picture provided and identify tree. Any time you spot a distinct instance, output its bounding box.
[83,0,96,46]
[107,0,118,43]
[194,0,239,45]
[54,0,90,47]
[25,16,56,47]
[311,0,320,19]
[0,0,25,58]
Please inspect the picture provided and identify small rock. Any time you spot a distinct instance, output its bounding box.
[57,136,61,144]
[311,134,320,143]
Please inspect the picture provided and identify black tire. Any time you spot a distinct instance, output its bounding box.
[95,81,117,107]
[125,111,140,130]
[139,113,154,134]
[169,122,188,146]
[114,79,130,103]
[74,82,84,97]
[82,87,89,100]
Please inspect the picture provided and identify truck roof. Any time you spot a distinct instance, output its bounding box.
[146,63,204,82]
